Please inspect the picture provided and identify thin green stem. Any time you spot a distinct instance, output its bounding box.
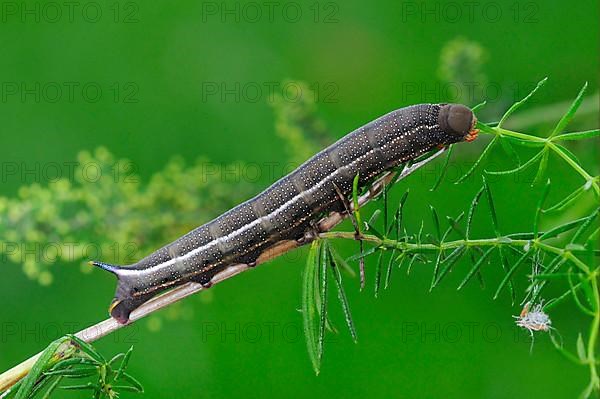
[319,232,591,274]
[587,271,600,391]
[547,142,599,196]
[484,126,600,196]
[494,127,547,143]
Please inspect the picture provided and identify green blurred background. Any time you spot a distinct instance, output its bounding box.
[1,0,598,398]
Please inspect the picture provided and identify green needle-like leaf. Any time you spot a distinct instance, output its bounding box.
[302,240,321,375]
[384,249,397,289]
[483,177,500,236]
[457,135,498,183]
[430,206,441,241]
[466,185,485,239]
[318,242,329,367]
[471,100,487,112]
[549,82,588,138]
[485,149,544,175]
[67,335,105,364]
[534,179,551,238]
[543,185,586,213]
[498,77,547,127]
[118,372,144,393]
[430,146,454,191]
[15,337,71,399]
[114,346,134,381]
[539,217,588,240]
[499,137,521,165]
[494,250,531,299]
[553,129,600,141]
[571,208,599,244]
[457,247,495,290]
[43,366,98,378]
[532,150,549,186]
[432,245,467,288]
[40,376,63,399]
[374,251,384,298]
[327,243,358,342]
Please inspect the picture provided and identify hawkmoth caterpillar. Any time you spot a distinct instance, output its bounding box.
[92,103,478,324]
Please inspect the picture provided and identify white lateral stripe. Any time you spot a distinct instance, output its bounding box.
[118,123,438,278]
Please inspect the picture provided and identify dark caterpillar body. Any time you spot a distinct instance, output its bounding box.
[93,103,477,323]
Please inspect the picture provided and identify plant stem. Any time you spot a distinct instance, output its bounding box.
[319,232,591,274]
[587,270,600,391]
[0,147,448,395]
[487,126,600,196]
[547,142,599,196]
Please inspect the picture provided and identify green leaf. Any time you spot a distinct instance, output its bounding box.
[539,217,588,240]
[531,256,567,303]
[430,206,441,241]
[498,137,521,165]
[497,246,516,304]
[43,366,98,378]
[365,221,385,240]
[328,245,356,277]
[59,383,98,391]
[553,143,581,166]
[571,208,599,244]
[534,180,551,238]
[367,209,381,227]
[40,376,63,399]
[483,177,500,236]
[498,77,547,127]
[457,247,495,290]
[27,374,59,399]
[120,372,145,393]
[532,150,549,186]
[67,335,105,364]
[577,333,587,362]
[567,270,595,316]
[543,185,585,213]
[346,246,381,262]
[15,337,71,399]
[114,346,134,381]
[466,185,485,239]
[302,240,321,375]
[52,357,98,369]
[485,149,544,176]
[544,278,582,311]
[471,100,487,112]
[389,190,409,237]
[430,250,445,291]
[384,249,397,289]
[442,212,465,241]
[494,250,531,299]
[549,82,588,138]
[430,146,454,191]
[553,129,600,141]
[457,136,498,183]
[432,245,467,288]
[374,251,384,298]
[317,242,329,366]
[327,243,358,342]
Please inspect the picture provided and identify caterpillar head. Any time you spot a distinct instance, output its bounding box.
[438,104,478,143]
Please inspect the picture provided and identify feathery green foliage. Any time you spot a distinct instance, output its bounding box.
[2,76,598,398]
[317,78,599,396]
[3,336,142,399]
